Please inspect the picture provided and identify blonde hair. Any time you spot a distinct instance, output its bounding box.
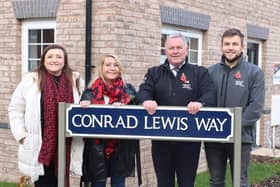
[88,54,124,87]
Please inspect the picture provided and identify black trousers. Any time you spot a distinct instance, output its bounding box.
[152,141,201,187]
[35,163,57,187]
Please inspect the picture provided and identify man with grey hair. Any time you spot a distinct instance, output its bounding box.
[136,33,217,187]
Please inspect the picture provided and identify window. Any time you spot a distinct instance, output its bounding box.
[247,39,262,68]
[22,20,56,73]
[161,26,202,65]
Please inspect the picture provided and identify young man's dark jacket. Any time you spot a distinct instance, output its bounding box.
[208,54,265,143]
[137,58,217,108]
[80,83,141,185]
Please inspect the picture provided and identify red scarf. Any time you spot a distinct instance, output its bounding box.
[38,72,73,187]
[91,77,130,159]
[91,77,131,104]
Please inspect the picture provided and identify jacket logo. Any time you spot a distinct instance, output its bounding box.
[180,73,192,90]
[180,73,189,84]
[235,80,244,87]
[234,71,242,79]
[234,71,244,87]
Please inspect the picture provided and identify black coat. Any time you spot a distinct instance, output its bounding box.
[136,60,217,107]
[80,84,141,184]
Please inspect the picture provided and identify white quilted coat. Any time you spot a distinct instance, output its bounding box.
[8,72,84,182]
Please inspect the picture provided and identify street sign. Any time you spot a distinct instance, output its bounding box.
[66,105,234,142]
[58,103,241,187]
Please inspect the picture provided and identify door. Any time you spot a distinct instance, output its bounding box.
[247,39,262,146]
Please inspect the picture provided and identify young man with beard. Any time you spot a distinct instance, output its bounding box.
[205,28,265,187]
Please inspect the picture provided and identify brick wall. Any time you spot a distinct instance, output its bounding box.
[0,0,21,124]
[1,0,280,186]
[88,0,161,87]
[0,0,22,183]
[56,0,86,76]
[0,128,19,182]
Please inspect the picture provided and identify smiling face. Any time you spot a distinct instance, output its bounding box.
[165,36,188,67]
[102,56,121,84]
[222,35,244,67]
[44,48,65,76]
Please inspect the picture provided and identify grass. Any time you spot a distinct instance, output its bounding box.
[0,182,32,187]
[0,183,16,187]
[195,159,280,187]
[1,159,279,187]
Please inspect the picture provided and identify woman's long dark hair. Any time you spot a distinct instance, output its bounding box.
[34,44,74,91]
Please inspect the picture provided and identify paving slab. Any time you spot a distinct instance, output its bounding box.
[251,147,280,158]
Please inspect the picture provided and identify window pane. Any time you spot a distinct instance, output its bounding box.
[43,45,51,52]
[43,29,54,43]
[190,38,198,50]
[160,55,166,64]
[189,51,198,64]
[161,34,167,55]
[160,34,168,64]
[247,42,259,66]
[28,60,39,71]
[185,37,190,47]
[29,30,41,43]
[28,45,41,58]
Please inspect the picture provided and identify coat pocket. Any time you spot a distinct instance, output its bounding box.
[18,134,40,166]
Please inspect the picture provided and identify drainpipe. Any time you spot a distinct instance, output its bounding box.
[85,0,93,86]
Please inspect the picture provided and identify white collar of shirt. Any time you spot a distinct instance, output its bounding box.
[170,62,185,76]
[104,95,109,104]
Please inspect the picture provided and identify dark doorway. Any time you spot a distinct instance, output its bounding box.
[247,42,259,66]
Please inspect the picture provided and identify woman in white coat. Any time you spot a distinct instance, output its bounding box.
[8,44,84,187]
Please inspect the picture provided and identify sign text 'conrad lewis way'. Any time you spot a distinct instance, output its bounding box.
[66,105,234,142]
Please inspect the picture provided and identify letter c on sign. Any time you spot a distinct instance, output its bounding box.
[72,114,82,127]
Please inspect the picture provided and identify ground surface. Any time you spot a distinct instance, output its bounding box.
[250,155,280,187]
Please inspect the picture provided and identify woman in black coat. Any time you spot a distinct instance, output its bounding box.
[79,54,141,187]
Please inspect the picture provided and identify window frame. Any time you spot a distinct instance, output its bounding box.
[161,26,203,65]
[21,19,56,75]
